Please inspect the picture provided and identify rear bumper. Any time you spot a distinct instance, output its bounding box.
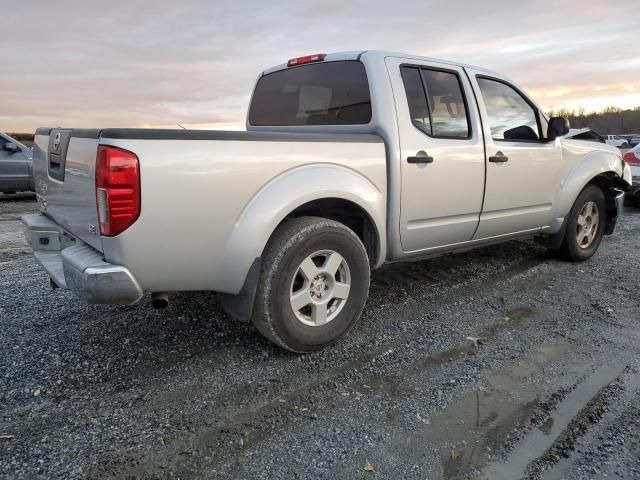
[22,214,143,304]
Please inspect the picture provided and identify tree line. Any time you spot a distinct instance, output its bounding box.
[549,106,640,135]
[6,132,35,142]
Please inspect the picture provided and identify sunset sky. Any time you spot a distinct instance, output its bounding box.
[1,0,639,132]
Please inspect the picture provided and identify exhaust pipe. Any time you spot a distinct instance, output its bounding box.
[151,292,169,309]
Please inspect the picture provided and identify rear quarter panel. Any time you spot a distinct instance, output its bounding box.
[99,137,387,294]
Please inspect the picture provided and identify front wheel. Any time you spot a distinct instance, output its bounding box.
[252,216,370,352]
[553,185,606,262]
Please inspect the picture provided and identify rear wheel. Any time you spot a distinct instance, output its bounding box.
[553,185,606,262]
[252,217,370,352]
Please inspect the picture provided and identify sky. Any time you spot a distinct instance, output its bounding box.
[1,0,639,132]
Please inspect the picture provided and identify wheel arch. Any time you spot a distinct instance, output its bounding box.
[552,149,625,232]
[274,197,381,269]
[219,165,386,322]
[537,149,625,250]
[584,172,622,234]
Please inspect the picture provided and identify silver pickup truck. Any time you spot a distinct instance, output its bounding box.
[23,50,632,352]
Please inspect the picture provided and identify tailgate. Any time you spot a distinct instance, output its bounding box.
[33,128,103,252]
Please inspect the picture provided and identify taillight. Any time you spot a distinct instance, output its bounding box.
[95,145,140,236]
[623,151,640,166]
[287,53,326,67]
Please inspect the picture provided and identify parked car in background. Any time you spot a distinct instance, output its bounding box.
[623,145,640,206]
[22,50,632,351]
[628,134,640,148]
[605,135,630,148]
[0,131,34,194]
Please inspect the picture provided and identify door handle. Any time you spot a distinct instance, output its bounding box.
[489,151,509,163]
[407,151,434,164]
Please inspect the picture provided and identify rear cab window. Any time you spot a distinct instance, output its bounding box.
[248,61,372,126]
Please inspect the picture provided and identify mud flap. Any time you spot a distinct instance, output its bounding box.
[220,258,261,323]
[534,221,568,250]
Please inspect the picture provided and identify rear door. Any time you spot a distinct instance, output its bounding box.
[465,70,561,239]
[0,136,30,191]
[386,57,485,252]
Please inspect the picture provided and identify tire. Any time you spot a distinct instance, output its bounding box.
[554,185,606,262]
[252,216,370,353]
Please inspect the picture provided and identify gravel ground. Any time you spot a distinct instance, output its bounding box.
[1,192,640,479]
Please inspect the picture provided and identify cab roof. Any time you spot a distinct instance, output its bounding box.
[262,50,502,78]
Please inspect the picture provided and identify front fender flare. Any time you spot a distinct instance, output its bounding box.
[551,150,624,228]
[219,164,386,296]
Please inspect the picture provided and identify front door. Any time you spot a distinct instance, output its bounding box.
[386,57,485,253]
[466,70,562,239]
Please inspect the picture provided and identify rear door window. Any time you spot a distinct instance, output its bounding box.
[400,66,471,139]
[249,61,372,126]
[400,67,431,135]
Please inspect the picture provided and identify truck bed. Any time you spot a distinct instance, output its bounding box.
[31,128,387,295]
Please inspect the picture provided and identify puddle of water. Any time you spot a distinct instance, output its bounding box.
[441,343,567,480]
[362,374,414,398]
[540,417,554,435]
[479,305,538,340]
[482,363,623,480]
[365,342,571,480]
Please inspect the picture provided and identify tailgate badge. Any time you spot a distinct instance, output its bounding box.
[53,132,61,151]
[88,223,97,235]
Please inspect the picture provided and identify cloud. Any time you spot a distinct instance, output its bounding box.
[1,0,638,131]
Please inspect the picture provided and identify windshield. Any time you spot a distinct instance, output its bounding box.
[248,61,372,126]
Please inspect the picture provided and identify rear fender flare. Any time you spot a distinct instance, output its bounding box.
[219,164,386,295]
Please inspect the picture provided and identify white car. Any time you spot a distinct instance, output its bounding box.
[605,135,630,148]
[23,50,632,351]
[623,145,640,206]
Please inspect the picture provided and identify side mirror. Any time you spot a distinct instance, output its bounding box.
[547,116,570,141]
[3,142,20,154]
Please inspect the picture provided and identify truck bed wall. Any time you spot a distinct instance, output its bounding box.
[95,130,388,294]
